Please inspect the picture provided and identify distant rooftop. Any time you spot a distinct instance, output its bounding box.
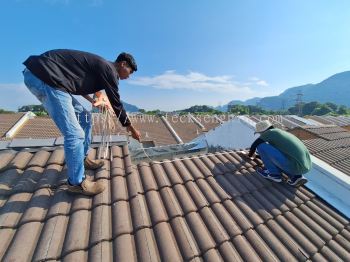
[0,112,228,147]
[0,113,25,139]
[290,125,350,176]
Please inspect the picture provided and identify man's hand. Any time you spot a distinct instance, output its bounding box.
[93,93,112,110]
[127,125,141,142]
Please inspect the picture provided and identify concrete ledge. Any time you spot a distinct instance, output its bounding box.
[9,138,56,148]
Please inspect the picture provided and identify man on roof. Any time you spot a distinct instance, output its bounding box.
[248,120,311,187]
[23,49,141,196]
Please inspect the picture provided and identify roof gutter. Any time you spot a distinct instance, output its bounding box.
[5,111,36,138]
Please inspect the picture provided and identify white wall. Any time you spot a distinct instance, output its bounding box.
[193,116,257,149]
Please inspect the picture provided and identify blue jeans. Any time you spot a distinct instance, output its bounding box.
[23,69,92,185]
[257,143,300,179]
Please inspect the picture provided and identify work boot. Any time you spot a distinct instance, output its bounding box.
[67,179,105,196]
[84,157,104,170]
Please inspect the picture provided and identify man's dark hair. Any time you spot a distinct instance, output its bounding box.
[116,52,137,72]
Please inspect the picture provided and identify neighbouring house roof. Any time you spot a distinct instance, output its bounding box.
[322,116,350,127]
[307,116,335,125]
[0,113,25,139]
[307,115,350,127]
[291,125,350,176]
[248,115,288,130]
[0,145,349,261]
[166,115,205,143]
[13,117,62,139]
[0,113,229,147]
[131,116,178,146]
[195,115,222,131]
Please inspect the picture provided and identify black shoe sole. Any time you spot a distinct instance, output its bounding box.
[288,178,308,187]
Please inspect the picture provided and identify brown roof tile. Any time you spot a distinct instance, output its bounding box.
[153,222,183,261]
[0,113,163,146]
[195,115,222,131]
[167,116,204,143]
[13,117,62,139]
[308,115,334,125]
[132,116,178,146]
[3,113,224,146]
[0,113,25,138]
[4,221,43,260]
[295,126,350,176]
[0,145,349,261]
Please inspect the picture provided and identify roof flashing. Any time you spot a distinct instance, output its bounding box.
[306,155,350,218]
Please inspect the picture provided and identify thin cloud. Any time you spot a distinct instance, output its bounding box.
[250,77,260,81]
[128,70,272,100]
[256,80,269,87]
[249,76,269,87]
[130,70,248,92]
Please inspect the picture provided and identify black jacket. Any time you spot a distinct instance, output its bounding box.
[23,49,130,126]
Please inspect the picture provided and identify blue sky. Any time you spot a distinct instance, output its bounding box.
[1,0,350,111]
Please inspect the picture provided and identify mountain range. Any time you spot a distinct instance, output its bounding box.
[124,71,350,112]
[216,71,350,111]
[122,101,139,112]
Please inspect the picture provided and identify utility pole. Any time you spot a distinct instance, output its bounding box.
[295,91,303,116]
[281,99,286,111]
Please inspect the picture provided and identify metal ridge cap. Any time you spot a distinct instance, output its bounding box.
[160,115,184,144]
[237,115,256,130]
[188,113,205,130]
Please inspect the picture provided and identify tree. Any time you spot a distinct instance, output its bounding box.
[325,102,338,112]
[247,105,275,115]
[146,109,161,115]
[302,102,320,115]
[182,105,221,114]
[227,104,275,115]
[288,105,298,115]
[228,105,249,115]
[337,105,348,115]
[0,108,15,114]
[18,104,47,115]
[312,104,333,116]
[173,105,222,115]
